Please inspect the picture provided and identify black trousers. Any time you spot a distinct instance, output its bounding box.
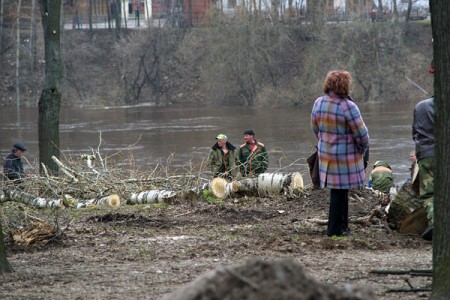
[327,189,349,236]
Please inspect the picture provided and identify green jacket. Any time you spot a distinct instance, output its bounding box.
[238,140,268,177]
[207,142,238,179]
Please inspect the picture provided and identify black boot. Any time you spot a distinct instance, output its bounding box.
[422,226,433,241]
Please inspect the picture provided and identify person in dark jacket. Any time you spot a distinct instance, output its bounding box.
[3,142,27,181]
[238,130,268,177]
[412,97,435,240]
[206,134,238,180]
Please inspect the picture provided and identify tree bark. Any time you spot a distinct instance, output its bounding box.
[128,190,177,204]
[16,0,22,140]
[430,0,450,297]
[31,0,37,72]
[212,172,304,199]
[387,181,424,231]
[76,195,121,208]
[0,0,4,55]
[1,190,120,209]
[38,0,62,175]
[0,221,14,273]
[88,0,93,31]
[2,189,68,208]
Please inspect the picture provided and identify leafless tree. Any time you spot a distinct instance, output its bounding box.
[38,0,62,175]
[0,220,13,273]
[30,0,37,72]
[0,0,4,56]
[430,0,450,298]
[15,0,22,138]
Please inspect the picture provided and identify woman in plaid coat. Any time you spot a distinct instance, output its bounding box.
[311,70,369,236]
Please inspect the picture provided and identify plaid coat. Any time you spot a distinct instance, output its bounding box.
[311,94,369,189]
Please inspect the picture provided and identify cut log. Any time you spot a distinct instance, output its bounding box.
[225,178,258,198]
[211,172,304,199]
[76,194,121,208]
[257,172,304,195]
[209,177,230,199]
[1,190,121,209]
[1,190,68,209]
[128,190,176,205]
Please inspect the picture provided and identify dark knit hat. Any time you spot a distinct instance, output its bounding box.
[13,141,27,151]
[243,129,255,136]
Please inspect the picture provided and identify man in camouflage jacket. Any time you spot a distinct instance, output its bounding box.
[207,134,238,180]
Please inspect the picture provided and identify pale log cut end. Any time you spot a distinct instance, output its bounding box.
[231,181,241,192]
[107,194,121,207]
[291,172,304,190]
[210,177,228,199]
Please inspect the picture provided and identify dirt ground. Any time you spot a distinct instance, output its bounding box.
[0,188,432,299]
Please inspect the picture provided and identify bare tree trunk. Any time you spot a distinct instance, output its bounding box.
[0,0,5,56]
[88,0,93,30]
[74,0,81,29]
[16,0,22,139]
[377,0,383,17]
[38,0,62,175]
[187,0,193,27]
[0,221,13,273]
[392,0,398,22]
[430,0,450,297]
[30,0,37,72]
[120,0,128,29]
[144,0,151,27]
[405,0,412,24]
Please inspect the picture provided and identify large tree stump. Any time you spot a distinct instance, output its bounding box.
[387,181,428,234]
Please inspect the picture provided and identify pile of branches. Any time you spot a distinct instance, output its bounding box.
[1,152,211,209]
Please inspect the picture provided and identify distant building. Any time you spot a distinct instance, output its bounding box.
[302,0,374,19]
[63,0,151,28]
[152,0,212,26]
[62,0,213,27]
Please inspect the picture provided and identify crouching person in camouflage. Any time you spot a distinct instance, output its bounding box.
[369,161,394,193]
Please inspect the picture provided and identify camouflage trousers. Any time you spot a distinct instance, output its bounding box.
[418,157,435,224]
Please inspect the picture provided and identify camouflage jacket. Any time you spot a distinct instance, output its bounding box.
[370,166,394,193]
[207,142,238,179]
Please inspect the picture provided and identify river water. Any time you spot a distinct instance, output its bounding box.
[0,101,418,186]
